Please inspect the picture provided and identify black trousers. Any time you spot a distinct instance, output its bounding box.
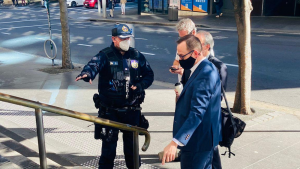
[98,109,141,169]
[212,146,222,169]
[180,148,214,169]
[177,146,222,169]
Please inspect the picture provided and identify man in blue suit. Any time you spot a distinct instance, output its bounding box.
[162,35,222,169]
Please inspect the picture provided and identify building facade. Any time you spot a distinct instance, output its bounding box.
[139,0,300,16]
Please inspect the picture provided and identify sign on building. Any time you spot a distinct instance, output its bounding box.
[181,0,208,12]
[193,0,208,12]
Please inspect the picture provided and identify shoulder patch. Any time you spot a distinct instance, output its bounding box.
[131,60,138,69]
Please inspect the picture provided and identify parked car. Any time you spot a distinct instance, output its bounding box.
[115,0,133,3]
[67,0,84,7]
[84,0,108,8]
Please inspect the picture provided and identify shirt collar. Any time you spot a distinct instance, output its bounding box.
[189,57,206,77]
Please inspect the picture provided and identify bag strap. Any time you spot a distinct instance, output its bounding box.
[221,82,237,158]
[220,82,235,125]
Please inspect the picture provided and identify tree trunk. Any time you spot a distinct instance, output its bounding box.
[59,0,73,69]
[231,0,253,115]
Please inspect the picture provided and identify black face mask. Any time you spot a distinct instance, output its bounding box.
[179,56,196,70]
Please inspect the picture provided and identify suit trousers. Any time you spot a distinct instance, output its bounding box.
[98,109,141,169]
[212,146,222,169]
[180,148,214,169]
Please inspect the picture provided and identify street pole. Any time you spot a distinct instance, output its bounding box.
[102,0,106,18]
[209,0,213,15]
[45,0,55,66]
[127,24,135,48]
[97,0,101,15]
[138,0,141,15]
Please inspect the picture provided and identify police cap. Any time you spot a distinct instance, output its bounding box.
[112,24,133,39]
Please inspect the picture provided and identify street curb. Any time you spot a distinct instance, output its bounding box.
[0,5,14,9]
[87,19,210,28]
[82,18,300,35]
[0,2,59,9]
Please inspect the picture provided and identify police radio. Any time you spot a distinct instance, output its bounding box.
[124,68,130,99]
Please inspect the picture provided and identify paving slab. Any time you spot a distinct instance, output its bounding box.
[1,46,300,169]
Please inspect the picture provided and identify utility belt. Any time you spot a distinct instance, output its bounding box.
[93,93,141,113]
[99,103,142,113]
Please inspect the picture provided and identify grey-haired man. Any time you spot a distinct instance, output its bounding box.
[169,18,197,81]
[196,30,228,169]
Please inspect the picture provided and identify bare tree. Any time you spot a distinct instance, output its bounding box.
[58,0,73,69]
[231,0,253,115]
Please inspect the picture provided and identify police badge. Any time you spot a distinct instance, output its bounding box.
[131,60,138,69]
[122,26,129,32]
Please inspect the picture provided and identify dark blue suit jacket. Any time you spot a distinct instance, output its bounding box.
[173,59,222,152]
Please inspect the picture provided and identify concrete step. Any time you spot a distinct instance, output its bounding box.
[0,154,23,169]
[0,124,79,169]
[0,101,165,168]
[0,132,43,169]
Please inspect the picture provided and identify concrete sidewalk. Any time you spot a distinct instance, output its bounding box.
[1,47,300,169]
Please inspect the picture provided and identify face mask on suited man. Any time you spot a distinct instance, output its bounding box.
[179,56,196,70]
[119,39,130,51]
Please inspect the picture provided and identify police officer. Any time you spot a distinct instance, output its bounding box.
[75,24,154,169]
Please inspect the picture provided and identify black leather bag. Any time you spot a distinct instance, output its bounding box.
[139,114,149,129]
[138,114,149,135]
[219,86,246,158]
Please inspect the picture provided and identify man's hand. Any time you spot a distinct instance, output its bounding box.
[75,74,92,84]
[174,89,180,102]
[162,141,178,165]
[169,66,183,75]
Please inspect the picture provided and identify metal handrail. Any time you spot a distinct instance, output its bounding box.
[0,92,150,169]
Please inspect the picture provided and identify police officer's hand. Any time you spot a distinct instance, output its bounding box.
[131,83,143,95]
[131,85,137,90]
[75,74,92,84]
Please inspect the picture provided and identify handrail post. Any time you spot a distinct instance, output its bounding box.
[35,108,47,169]
[133,131,139,169]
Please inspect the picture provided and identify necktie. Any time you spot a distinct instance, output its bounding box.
[181,69,191,87]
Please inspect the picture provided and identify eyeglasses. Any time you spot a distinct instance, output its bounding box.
[177,50,194,59]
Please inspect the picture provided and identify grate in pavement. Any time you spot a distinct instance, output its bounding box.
[81,155,160,169]
[0,102,159,168]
